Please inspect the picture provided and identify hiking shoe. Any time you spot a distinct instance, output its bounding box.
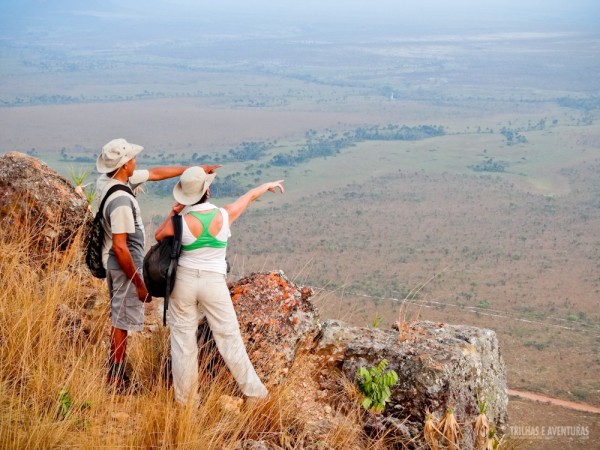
[107,362,141,395]
[111,379,141,395]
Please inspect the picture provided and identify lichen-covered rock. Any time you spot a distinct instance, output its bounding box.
[227,271,320,385]
[313,319,508,447]
[0,152,91,254]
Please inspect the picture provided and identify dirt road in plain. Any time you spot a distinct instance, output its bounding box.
[508,389,600,414]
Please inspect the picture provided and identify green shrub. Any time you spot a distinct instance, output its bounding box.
[355,359,398,414]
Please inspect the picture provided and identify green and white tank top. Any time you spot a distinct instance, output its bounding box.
[178,202,231,274]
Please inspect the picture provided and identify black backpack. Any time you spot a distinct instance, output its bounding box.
[85,184,134,279]
[143,214,183,326]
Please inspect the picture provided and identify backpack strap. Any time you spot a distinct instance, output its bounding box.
[170,214,183,259]
[163,213,183,326]
[98,184,135,220]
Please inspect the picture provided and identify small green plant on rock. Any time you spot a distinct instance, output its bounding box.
[69,166,95,206]
[370,313,382,329]
[355,358,398,414]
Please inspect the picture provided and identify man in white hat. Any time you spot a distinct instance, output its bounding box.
[96,138,218,392]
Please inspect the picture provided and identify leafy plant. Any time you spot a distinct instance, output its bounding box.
[355,359,398,414]
[57,388,73,419]
[57,388,92,422]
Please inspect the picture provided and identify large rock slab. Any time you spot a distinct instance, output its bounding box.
[227,271,320,385]
[313,319,508,447]
[0,152,91,254]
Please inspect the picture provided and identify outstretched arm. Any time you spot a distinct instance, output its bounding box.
[147,164,221,181]
[224,180,284,225]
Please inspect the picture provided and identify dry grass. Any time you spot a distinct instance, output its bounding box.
[0,219,399,449]
[438,408,461,450]
[474,400,491,450]
[423,410,442,450]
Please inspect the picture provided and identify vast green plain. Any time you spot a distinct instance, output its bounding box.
[2,13,600,446]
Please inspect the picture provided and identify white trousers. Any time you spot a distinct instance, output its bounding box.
[168,266,268,404]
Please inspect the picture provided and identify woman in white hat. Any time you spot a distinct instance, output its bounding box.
[155,167,284,405]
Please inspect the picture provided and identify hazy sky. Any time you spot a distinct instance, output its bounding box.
[1,0,598,37]
[143,0,599,21]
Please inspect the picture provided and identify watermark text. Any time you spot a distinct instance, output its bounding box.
[510,425,589,440]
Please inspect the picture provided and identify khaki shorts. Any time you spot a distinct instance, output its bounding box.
[107,268,144,332]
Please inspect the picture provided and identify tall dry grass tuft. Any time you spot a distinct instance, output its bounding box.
[474,398,491,450]
[438,407,462,450]
[0,221,102,449]
[326,372,373,449]
[423,410,442,450]
[0,219,388,449]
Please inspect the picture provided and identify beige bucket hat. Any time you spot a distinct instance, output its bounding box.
[173,166,216,205]
[96,138,144,173]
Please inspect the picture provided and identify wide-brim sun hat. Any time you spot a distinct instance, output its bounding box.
[173,166,216,205]
[96,138,144,173]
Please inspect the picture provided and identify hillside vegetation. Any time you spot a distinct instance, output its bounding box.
[0,225,386,449]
